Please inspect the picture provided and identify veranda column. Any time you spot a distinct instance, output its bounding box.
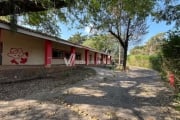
[106,55,108,64]
[94,52,97,65]
[70,46,76,66]
[45,40,52,67]
[85,49,89,65]
[101,54,103,64]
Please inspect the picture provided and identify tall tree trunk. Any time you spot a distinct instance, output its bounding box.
[123,18,131,71]
[118,44,121,64]
[123,45,128,70]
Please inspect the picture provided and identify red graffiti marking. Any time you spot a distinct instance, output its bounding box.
[20,58,27,64]
[11,59,19,65]
[7,48,29,64]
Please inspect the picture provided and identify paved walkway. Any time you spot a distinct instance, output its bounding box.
[0,67,180,120]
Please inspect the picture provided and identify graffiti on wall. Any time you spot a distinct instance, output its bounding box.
[7,48,29,64]
[64,53,75,66]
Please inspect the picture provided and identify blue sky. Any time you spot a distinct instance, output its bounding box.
[143,19,174,44]
[60,19,174,46]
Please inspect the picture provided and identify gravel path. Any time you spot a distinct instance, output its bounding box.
[0,67,180,120]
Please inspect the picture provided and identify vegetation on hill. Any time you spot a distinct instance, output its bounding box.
[128,30,180,94]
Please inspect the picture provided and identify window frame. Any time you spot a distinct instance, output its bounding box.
[52,48,64,59]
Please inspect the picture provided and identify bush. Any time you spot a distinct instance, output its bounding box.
[128,31,180,93]
[161,31,180,92]
[149,55,162,72]
[128,54,160,69]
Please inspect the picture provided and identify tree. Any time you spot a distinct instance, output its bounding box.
[130,33,166,55]
[129,46,146,55]
[67,0,154,70]
[0,0,67,36]
[152,0,180,27]
[22,10,66,36]
[0,0,66,16]
[145,33,165,55]
[161,31,180,92]
[82,34,118,55]
[68,33,87,44]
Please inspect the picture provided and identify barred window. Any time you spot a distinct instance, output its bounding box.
[89,55,92,61]
[52,49,64,59]
[65,52,70,59]
[76,53,81,60]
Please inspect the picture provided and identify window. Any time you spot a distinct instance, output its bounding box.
[52,49,64,59]
[65,52,70,59]
[89,55,92,61]
[76,53,81,60]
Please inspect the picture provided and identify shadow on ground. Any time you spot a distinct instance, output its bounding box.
[0,67,178,120]
[62,68,174,120]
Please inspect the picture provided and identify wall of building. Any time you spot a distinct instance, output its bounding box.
[2,29,45,65]
[51,42,70,65]
[96,53,101,64]
[1,28,110,66]
[75,47,85,64]
[89,51,95,64]
[52,43,86,65]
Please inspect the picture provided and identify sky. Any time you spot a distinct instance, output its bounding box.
[59,18,174,47]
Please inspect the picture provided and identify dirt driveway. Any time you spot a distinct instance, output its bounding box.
[0,67,180,120]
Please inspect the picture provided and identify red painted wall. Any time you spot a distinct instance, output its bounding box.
[110,56,112,64]
[106,55,108,64]
[85,49,89,65]
[45,40,52,67]
[70,46,76,66]
[71,46,75,54]
[94,52,97,65]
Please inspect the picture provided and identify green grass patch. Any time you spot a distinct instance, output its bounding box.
[128,54,162,72]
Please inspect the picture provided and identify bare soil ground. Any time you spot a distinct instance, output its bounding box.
[0,67,180,120]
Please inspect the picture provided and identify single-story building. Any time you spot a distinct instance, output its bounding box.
[0,21,111,67]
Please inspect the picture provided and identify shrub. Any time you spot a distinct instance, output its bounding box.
[128,30,180,93]
[128,54,158,69]
[161,31,180,92]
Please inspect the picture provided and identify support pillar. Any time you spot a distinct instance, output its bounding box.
[45,40,52,67]
[94,52,97,65]
[106,55,108,64]
[101,54,103,64]
[70,46,76,66]
[110,56,112,64]
[71,46,76,54]
[85,49,89,65]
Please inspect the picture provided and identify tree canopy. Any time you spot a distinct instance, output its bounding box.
[0,0,68,36]
[152,0,180,27]
[82,34,118,55]
[130,33,166,55]
[68,33,87,44]
[0,0,66,16]
[0,0,178,35]
[67,0,155,69]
